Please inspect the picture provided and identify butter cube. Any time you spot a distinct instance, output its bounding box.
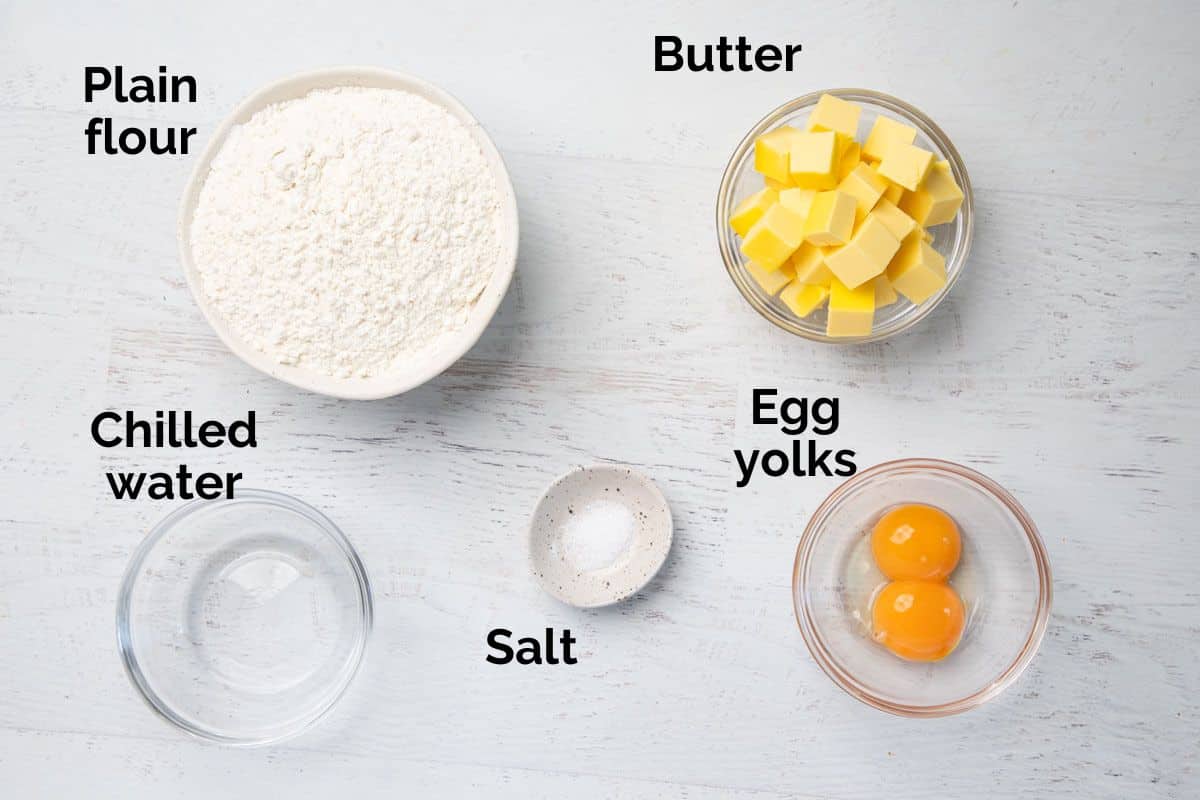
[872,274,899,307]
[764,176,792,191]
[863,115,917,162]
[746,259,796,295]
[730,188,778,237]
[826,278,875,337]
[788,131,839,190]
[878,142,935,191]
[837,139,861,180]
[837,162,888,223]
[740,203,807,270]
[823,214,901,288]
[780,281,830,318]
[807,93,861,137]
[887,236,947,304]
[899,160,964,226]
[868,199,918,241]
[778,188,817,220]
[790,241,833,285]
[754,125,801,184]
[803,190,856,246]
[882,181,904,204]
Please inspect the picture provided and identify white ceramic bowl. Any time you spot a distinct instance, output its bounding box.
[529,465,673,608]
[178,66,519,399]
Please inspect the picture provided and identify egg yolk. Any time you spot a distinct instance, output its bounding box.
[871,580,965,661]
[871,503,961,581]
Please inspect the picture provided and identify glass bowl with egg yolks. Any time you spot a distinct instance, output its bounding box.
[716,89,973,343]
[792,459,1051,717]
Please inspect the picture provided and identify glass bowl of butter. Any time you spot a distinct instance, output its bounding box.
[717,89,973,343]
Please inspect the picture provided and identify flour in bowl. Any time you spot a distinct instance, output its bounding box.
[189,86,502,379]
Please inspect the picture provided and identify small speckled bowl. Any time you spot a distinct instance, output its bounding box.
[529,465,673,608]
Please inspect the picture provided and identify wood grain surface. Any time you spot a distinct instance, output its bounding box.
[1,0,1197,797]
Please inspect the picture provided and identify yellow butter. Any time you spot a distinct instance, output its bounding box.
[778,188,817,220]
[780,281,830,318]
[740,203,807,270]
[826,277,875,337]
[837,162,888,223]
[872,274,899,307]
[868,198,918,241]
[754,125,801,184]
[863,115,917,162]
[808,93,861,138]
[747,259,796,295]
[887,236,947,304]
[745,98,957,336]
[788,131,839,190]
[878,142,935,192]
[730,188,778,237]
[803,190,856,246]
[790,241,833,285]
[837,139,861,181]
[899,160,964,226]
[823,214,901,289]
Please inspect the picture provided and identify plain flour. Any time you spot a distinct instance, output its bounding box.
[190,87,502,379]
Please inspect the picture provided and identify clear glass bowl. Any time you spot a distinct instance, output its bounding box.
[116,490,373,745]
[792,459,1051,717]
[716,89,974,343]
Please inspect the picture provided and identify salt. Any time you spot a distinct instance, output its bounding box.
[558,499,637,572]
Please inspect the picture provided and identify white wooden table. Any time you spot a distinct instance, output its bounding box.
[2,1,1197,797]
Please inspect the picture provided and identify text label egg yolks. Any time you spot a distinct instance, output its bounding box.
[871,503,961,581]
[871,580,965,661]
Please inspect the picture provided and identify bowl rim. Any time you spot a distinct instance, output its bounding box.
[791,458,1052,718]
[115,488,374,746]
[527,463,674,608]
[178,65,520,400]
[716,88,974,344]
